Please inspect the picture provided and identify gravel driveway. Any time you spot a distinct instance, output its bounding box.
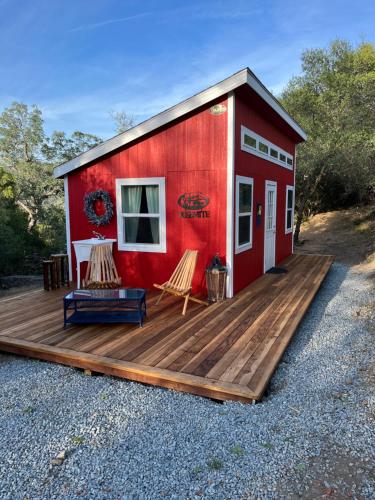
[0,263,374,499]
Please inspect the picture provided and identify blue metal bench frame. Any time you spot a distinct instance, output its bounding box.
[63,288,147,328]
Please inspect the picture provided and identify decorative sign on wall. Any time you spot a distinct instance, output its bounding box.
[209,104,227,115]
[178,192,210,219]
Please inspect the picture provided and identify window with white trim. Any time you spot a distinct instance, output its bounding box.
[241,126,294,170]
[116,178,166,252]
[285,185,294,234]
[235,175,253,253]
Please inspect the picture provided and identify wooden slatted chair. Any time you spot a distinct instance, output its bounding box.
[154,249,208,315]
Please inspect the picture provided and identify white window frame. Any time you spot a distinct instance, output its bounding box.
[285,185,294,234]
[241,125,294,170]
[116,177,166,253]
[235,175,254,254]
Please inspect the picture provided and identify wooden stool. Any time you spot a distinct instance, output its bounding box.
[50,254,69,287]
[43,254,69,291]
[43,260,56,291]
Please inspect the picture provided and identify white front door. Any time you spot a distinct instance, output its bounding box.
[264,181,277,272]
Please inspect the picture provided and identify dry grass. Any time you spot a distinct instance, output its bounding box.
[296,204,375,272]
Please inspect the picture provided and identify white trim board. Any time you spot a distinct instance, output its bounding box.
[285,185,294,234]
[63,176,72,281]
[115,177,167,253]
[292,145,297,254]
[263,180,277,273]
[54,68,306,179]
[235,175,254,254]
[226,92,235,299]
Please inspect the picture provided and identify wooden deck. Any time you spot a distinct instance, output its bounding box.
[0,254,333,403]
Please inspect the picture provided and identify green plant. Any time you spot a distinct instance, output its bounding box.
[22,406,34,414]
[230,445,245,456]
[262,442,273,450]
[192,466,203,475]
[72,436,85,445]
[207,458,223,471]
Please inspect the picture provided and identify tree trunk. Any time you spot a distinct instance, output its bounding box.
[294,198,307,244]
[294,164,327,244]
[16,200,37,231]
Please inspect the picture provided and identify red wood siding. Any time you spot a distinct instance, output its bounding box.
[233,91,295,294]
[67,98,228,294]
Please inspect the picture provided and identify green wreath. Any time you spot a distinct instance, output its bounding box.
[84,190,113,226]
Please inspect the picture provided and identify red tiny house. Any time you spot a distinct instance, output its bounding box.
[67,97,228,294]
[56,68,306,299]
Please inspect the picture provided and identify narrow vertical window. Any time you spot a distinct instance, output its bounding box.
[235,175,253,253]
[285,185,294,234]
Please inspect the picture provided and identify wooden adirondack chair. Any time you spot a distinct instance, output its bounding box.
[154,250,208,315]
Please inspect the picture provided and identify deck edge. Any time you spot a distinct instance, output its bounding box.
[0,335,257,403]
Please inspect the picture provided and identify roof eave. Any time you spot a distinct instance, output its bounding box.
[246,69,307,142]
[54,67,306,179]
[54,68,249,178]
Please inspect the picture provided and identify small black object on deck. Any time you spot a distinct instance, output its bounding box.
[266,267,288,274]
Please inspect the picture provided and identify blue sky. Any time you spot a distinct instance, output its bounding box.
[0,0,374,139]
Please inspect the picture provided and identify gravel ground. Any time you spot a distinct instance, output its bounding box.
[0,263,374,499]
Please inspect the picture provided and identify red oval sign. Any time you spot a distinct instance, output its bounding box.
[177,192,210,210]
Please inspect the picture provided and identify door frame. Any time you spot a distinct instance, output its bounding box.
[264,180,277,273]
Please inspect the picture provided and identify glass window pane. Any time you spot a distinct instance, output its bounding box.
[145,185,159,213]
[122,185,142,213]
[287,210,292,229]
[259,142,269,154]
[270,148,278,159]
[244,134,256,148]
[287,157,293,166]
[287,189,293,209]
[239,183,252,213]
[123,185,159,214]
[238,215,251,246]
[279,153,286,163]
[124,217,160,244]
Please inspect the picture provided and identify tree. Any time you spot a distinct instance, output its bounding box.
[281,40,375,242]
[0,102,44,165]
[42,130,102,163]
[0,167,39,275]
[0,101,103,274]
[0,102,54,230]
[0,102,103,232]
[109,110,135,134]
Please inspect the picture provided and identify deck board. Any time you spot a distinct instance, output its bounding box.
[0,254,333,402]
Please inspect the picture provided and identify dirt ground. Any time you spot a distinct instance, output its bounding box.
[296,204,375,277]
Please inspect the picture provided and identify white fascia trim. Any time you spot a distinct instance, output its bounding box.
[292,145,296,253]
[285,185,294,234]
[115,177,167,253]
[226,92,235,299]
[235,175,254,254]
[246,70,307,141]
[63,175,72,280]
[54,70,249,178]
[54,68,306,179]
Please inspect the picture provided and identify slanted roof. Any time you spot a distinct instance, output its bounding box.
[54,67,306,178]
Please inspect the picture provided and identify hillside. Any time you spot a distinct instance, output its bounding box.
[296,204,375,274]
